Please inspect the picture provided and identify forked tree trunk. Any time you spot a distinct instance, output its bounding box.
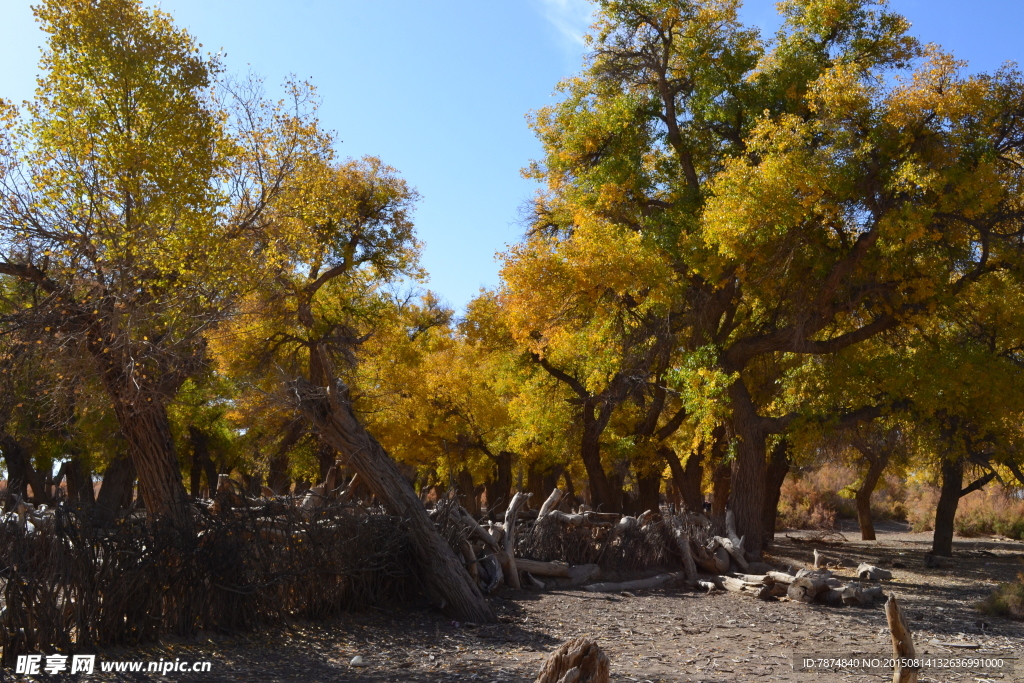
[0,434,50,507]
[293,377,495,623]
[762,438,791,544]
[854,447,891,541]
[663,445,704,513]
[932,457,963,557]
[113,397,192,529]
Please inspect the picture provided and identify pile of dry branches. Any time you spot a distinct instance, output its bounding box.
[0,496,416,663]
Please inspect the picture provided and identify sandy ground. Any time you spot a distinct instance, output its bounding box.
[5,520,1024,682]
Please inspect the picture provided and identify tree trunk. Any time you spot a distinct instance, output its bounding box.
[188,426,218,498]
[711,460,730,526]
[60,453,95,505]
[113,397,192,529]
[267,419,304,495]
[636,471,661,514]
[855,449,891,541]
[293,377,495,623]
[674,444,705,513]
[762,438,791,544]
[0,434,49,507]
[932,457,963,557]
[94,454,137,524]
[457,468,480,516]
[484,451,513,518]
[580,407,618,512]
[729,381,768,557]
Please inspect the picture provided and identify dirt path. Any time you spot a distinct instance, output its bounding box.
[7,523,1024,682]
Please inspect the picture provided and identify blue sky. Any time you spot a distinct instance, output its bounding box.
[1,0,1022,311]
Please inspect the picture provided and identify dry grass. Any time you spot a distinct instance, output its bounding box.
[979,574,1024,619]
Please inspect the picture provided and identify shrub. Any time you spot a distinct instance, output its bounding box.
[776,464,911,531]
[978,575,1024,619]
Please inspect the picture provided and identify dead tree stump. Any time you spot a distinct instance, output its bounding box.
[885,595,918,683]
[535,637,610,683]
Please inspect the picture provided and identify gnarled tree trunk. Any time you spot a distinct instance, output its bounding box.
[113,397,192,529]
[293,377,495,623]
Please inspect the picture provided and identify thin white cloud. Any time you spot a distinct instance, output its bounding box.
[536,0,595,48]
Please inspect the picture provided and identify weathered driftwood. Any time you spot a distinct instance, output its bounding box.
[718,575,773,600]
[674,529,698,583]
[767,571,797,585]
[858,563,893,580]
[534,637,610,683]
[300,484,326,514]
[885,595,918,683]
[795,568,833,580]
[459,507,499,550]
[515,558,571,578]
[727,573,772,585]
[537,488,565,522]
[583,572,683,593]
[787,576,829,603]
[616,516,639,533]
[715,535,749,572]
[503,491,531,589]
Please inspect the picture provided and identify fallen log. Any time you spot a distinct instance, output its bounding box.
[885,595,918,683]
[767,571,797,585]
[717,575,773,599]
[584,572,684,593]
[858,563,893,580]
[787,576,829,604]
[515,558,571,578]
[727,573,773,585]
[535,637,610,683]
[564,563,601,587]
